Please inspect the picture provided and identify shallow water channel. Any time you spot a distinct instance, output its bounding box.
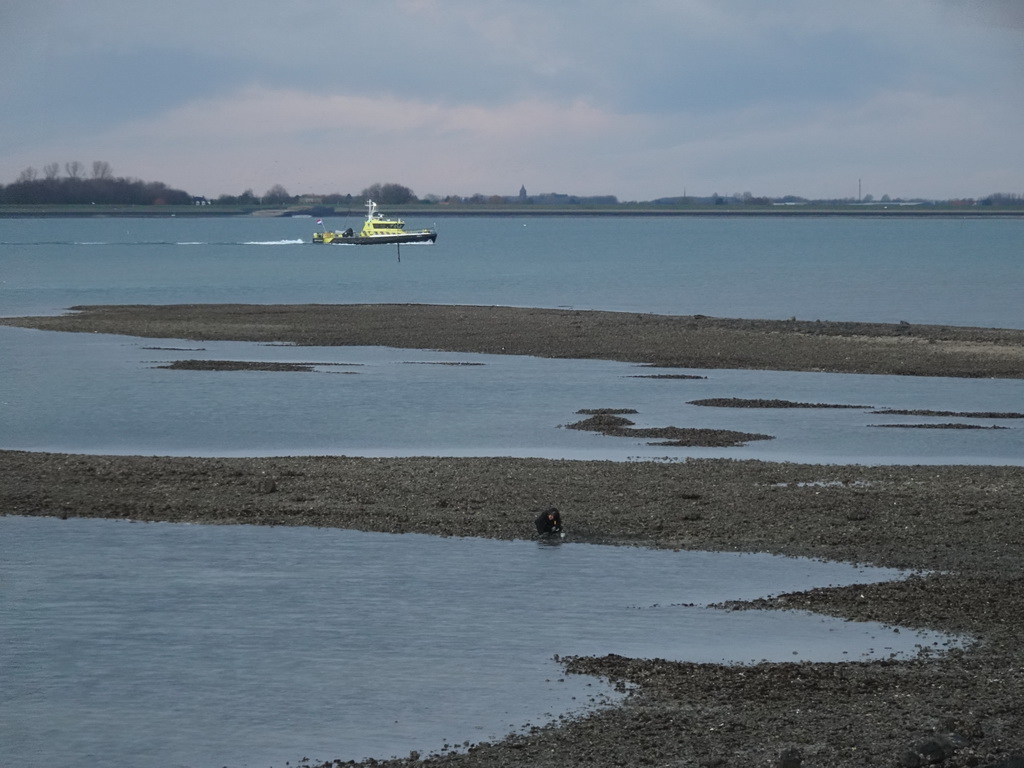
[1,516,959,768]
[3,328,1022,465]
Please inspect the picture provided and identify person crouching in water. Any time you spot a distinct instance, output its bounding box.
[535,507,563,536]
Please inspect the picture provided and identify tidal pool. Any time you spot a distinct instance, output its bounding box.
[0,516,958,768]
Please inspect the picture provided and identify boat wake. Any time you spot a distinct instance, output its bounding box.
[7,238,314,247]
[12,240,290,246]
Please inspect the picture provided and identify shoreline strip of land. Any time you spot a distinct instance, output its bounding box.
[3,303,1023,379]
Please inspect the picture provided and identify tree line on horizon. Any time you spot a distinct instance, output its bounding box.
[215,182,421,206]
[2,162,192,206]
[4,162,1023,208]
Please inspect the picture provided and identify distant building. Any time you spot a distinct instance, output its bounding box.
[519,185,528,200]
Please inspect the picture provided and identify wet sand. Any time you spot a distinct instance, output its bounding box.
[2,303,1023,767]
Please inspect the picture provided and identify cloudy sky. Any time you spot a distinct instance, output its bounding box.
[3,0,1023,201]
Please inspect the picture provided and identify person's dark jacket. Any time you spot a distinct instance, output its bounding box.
[535,507,562,534]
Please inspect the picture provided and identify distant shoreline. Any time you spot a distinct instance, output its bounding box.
[2,204,1023,218]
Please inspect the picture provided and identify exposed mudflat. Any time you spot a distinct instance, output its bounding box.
[3,303,1023,768]
[565,410,774,447]
[687,398,871,409]
[3,303,1024,378]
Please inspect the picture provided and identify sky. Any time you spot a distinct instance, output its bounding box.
[2,0,1023,202]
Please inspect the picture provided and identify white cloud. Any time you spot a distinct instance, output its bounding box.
[26,86,647,197]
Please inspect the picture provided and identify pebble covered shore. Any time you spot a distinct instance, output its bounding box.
[3,303,1024,378]
[2,304,1023,768]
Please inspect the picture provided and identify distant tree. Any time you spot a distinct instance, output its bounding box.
[16,167,38,183]
[43,163,60,180]
[214,188,258,205]
[263,184,291,204]
[64,161,84,179]
[981,193,1023,207]
[321,193,353,205]
[91,161,113,180]
[361,182,416,205]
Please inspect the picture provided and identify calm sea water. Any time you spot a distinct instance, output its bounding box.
[0,215,1014,766]
[1,515,956,768]
[2,214,1023,325]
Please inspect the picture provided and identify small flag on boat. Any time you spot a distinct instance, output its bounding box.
[316,218,323,224]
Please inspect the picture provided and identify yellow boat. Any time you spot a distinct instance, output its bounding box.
[313,200,437,244]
